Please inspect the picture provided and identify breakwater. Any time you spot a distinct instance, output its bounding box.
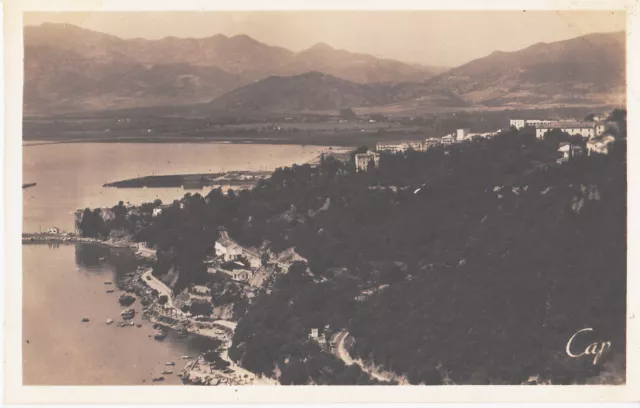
[102,171,271,189]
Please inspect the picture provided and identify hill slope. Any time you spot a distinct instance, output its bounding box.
[424,31,626,106]
[23,23,441,113]
[207,71,400,112]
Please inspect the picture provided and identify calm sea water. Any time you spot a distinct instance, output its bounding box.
[22,142,327,385]
[23,143,326,232]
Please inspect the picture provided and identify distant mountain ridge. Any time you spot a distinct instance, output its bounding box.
[23,24,625,114]
[424,31,626,107]
[23,23,442,113]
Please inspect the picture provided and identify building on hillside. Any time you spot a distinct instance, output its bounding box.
[535,121,600,139]
[355,151,380,172]
[587,134,616,156]
[557,142,584,163]
[227,269,252,282]
[215,230,243,262]
[456,128,470,141]
[376,142,409,153]
[152,207,163,217]
[424,137,441,149]
[441,134,455,145]
[510,119,526,130]
[47,226,60,234]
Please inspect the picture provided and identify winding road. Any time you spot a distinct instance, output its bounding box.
[332,330,404,383]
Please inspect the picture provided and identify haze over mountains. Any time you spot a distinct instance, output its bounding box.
[23,23,625,115]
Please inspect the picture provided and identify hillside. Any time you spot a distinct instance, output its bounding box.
[424,31,626,107]
[79,115,627,384]
[207,72,399,112]
[24,44,242,113]
[23,23,441,113]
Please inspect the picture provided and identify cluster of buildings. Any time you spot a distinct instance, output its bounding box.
[509,117,616,157]
[509,118,606,140]
[210,230,261,282]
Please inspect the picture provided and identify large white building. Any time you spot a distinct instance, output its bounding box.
[535,121,604,139]
[215,230,243,262]
[456,128,470,141]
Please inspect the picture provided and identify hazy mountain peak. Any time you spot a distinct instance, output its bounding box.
[307,42,335,52]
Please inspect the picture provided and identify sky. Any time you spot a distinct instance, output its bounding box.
[24,11,625,67]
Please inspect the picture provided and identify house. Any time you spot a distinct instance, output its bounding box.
[510,119,525,130]
[215,230,243,262]
[309,328,319,339]
[535,121,600,139]
[376,142,409,153]
[557,142,584,163]
[152,207,163,217]
[441,134,455,145]
[456,128,470,141]
[47,226,60,234]
[227,269,252,282]
[587,135,616,156]
[355,151,380,172]
[424,137,441,149]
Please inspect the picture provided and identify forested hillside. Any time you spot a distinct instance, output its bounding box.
[78,112,626,384]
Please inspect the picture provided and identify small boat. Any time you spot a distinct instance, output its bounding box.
[165,361,176,366]
[104,281,113,285]
[181,356,192,359]
[105,318,114,325]
[81,318,90,323]
[98,257,106,262]
[161,370,173,375]
[105,289,115,293]
[22,182,37,189]
[152,376,165,382]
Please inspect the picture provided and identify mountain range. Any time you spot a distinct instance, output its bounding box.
[23,23,625,114]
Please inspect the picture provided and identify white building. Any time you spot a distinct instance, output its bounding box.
[376,142,409,153]
[510,119,526,130]
[355,151,380,172]
[152,207,163,217]
[456,128,470,141]
[441,134,455,145]
[215,231,243,262]
[424,137,441,148]
[47,226,60,234]
[587,135,616,156]
[535,121,600,139]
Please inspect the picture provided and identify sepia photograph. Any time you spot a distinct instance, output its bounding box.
[2,0,637,403]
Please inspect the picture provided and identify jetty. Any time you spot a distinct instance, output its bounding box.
[102,171,270,189]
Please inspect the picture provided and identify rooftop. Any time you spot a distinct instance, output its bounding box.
[536,121,597,129]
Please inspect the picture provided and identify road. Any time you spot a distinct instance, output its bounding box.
[141,268,278,384]
[332,330,403,383]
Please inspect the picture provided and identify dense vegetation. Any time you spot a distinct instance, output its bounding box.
[79,110,627,385]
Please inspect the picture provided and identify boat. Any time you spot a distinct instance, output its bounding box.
[165,361,176,366]
[105,318,114,325]
[181,356,192,359]
[81,318,90,323]
[161,370,173,375]
[105,289,115,293]
[152,376,165,382]
[22,182,37,189]
[98,257,106,262]
[104,281,113,285]
[120,308,135,320]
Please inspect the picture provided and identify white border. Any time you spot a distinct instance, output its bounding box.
[3,0,639,404]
